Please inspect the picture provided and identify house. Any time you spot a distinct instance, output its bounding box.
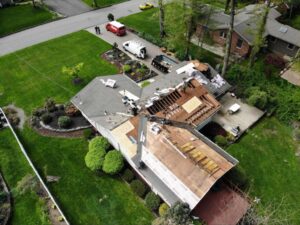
[196,4,300,58]
[71,61,238,211]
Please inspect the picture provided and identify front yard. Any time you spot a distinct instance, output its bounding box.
[0,31,153,225]
[227,118,300,224]
[0,129,50,225]
[0,4,55,37]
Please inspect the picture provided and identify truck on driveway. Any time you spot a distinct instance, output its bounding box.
[122,40,147,59]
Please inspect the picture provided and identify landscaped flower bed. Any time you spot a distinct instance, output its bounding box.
[32,99,90,132]
[102,48,131,71]
[123,60,157,83]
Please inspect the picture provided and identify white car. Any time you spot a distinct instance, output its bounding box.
[123,40,147,59]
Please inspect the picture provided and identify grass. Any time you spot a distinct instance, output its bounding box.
[227,118,300,224]
[0,30,153,224]
[0,30,118,114]
[18,127,153,225]
[0,4,54,37]
[0,129,50,225]
[118,8,221,66]
[82,0,126,8]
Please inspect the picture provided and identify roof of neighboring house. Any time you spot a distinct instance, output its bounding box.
[123,117,237,208]
[205,4,300,47]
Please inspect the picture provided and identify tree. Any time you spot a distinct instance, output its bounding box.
[152,202,192,225]
[85,146,106,171]
[102,150,124,175]
[62,62,84,83]
[145,192,161,211]
[158,0,166,38]
[249,2,270,67]
[89,136,110,152]
[287,0,300,19]
[221,0,236,76]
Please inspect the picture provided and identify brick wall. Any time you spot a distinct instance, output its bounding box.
[196,25,251,57]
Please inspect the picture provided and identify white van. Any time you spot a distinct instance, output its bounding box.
[122,40,147,59]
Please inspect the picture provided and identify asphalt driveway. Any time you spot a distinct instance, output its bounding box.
[44,0,92,16]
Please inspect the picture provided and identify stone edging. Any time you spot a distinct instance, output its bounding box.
[40,121,92,132]
[0,172,11,225]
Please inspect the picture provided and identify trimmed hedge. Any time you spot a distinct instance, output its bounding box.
[130,179,146,197]
[89,136,110,152]
[84,147,106,171]
[145,192,160,211]
[159,203,170,216]
[121,168,135,182]
[102,150,124,175]
[58,116,72,128]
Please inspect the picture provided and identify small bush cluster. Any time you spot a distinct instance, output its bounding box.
[123,64,131,73]
[85,146,106,171]
[214,135,228,148]
[102,150,124,175]
[44,98,56,112]
[121,168,135,182]
[89,136,110,152]
[3,108,20,127]
[130,179,146,197]
[41,113,52,124]
[159,203,170,216]
[145,192,160,211]
[58,116,72,128]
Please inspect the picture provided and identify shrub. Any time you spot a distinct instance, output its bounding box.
[145,192,161,211]
[246,87,268,110]
[121,168,135,182]
[159,203,170,216]
[83,128,93,140]
[41,113,52,124]
[89,136,110,152]
[32,108,45,117]
[123,64,131,73]
[58,116,72,128]
[215,135,228,147]
[102,150,124,175]
[107,13,114,21]
[130,179,146,197]
[44,98,56,112]
[85,147,106,171]
[64,102,80,117]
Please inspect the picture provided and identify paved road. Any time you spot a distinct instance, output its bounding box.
[0,0,153,57]
[44,0,92,16]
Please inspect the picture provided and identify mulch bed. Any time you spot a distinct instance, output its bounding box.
[101,49,131,72]
[34,127,86,139]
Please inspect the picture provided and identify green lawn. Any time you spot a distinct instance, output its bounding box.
[0,30,153,225]
[0,4,54,37]
[0,129,50,225]
[0,30,117,114]
[17,127,153,225]
[82,0,126,8]
[118,8,221,66]
[227,118,300,224]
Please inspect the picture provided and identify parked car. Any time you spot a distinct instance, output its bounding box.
[139,3,154,10]
[106,21,126,36]
[123,40,147,59]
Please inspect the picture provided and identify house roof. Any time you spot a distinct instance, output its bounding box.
[124,117,237,208]
[206,4,300,47]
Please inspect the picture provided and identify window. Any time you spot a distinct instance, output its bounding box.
[236,39,243,49]
[269,36,276,43]
[219,31,227,39]
[287,43,295,50]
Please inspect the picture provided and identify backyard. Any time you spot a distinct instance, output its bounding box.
[82,0,126,8]
[0,31,153,225]
[0,4,54,37]
[0,129,50,225]
[118,8,222,66]
[227,118,300,224]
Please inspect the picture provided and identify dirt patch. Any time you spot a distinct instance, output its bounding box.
[34,127,86,138]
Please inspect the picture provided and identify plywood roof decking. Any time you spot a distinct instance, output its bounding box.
[147,79,221,126]
[144,122,234,200]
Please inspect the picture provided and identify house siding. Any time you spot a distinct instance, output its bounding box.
[267,36,299,57]
[196,25,251,57]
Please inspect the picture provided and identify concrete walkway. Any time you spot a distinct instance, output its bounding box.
[44,0,92,16]
[0,0,150,57]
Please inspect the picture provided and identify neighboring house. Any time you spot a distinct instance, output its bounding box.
[196,4,300,58]
[71,61,237,210]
